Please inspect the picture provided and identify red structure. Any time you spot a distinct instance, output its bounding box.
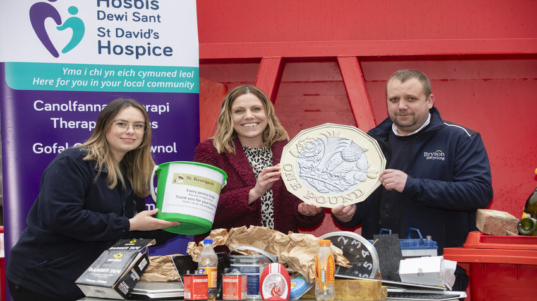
[196,0,537,240]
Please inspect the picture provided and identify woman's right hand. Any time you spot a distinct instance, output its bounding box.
[129,208,180,231]
[249,165,281,204]
[332,204,357,223]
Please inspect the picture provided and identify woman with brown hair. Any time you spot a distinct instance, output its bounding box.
[7,98,178,301]
[194,85,324,243]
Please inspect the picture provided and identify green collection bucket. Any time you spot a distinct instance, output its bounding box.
[150,161,227,235]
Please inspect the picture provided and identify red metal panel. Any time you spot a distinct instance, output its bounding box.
[274,60,356,139]
[255,57,283,101]
[200,39,537,59]
[337,56,376,131]
[199,78,227,142]
[198,0,537,43]
[199,61,260,90]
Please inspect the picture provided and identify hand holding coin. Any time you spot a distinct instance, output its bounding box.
[379,169,407,193]
[332,204,357,223]
[248,165,281,204]
[298,202,323,217]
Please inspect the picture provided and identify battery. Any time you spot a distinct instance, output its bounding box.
[183,272,208,300]
[223,271,248,300]
[369,228,438,258]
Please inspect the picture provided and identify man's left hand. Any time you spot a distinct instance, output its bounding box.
[298,203,323,217]
[379,169,407,193]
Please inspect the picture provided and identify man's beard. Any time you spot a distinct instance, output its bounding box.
[392,112,417,132]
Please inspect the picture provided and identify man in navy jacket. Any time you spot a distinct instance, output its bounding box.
[332,69,493,291]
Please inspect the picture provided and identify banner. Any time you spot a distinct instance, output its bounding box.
[0,0,199,269]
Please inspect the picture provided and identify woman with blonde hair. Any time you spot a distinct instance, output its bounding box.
[194,85,324,244]
[7,98,178,301]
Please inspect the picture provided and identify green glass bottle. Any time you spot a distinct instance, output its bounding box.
[518,217,537,236]
[522,188,537,219]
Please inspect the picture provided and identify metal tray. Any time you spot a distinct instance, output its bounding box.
[130,281,184,299]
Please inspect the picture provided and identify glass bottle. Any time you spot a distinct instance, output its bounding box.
[522,188,537,219]
[315,240,335,301]
[198,238,218,300]
[518,217,537,236]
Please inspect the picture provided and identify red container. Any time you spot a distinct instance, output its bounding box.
[444,231,537,301]
[222,273,247,300]
[183,274,209,300]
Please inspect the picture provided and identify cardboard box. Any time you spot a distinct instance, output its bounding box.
[301,279,387,301]
[398,256,446,286]
[76,238,155,299]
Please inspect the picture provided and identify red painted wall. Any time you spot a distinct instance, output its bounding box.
[198,0,537,43]
[196,0,537,238]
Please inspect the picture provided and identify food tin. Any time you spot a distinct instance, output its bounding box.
[229,246,278,300]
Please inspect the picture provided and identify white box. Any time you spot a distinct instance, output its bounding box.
[398,256,445,286]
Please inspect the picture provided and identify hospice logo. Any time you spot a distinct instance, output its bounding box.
[30,0,86,58]
[172,174,185,184]
[424,150,446,161]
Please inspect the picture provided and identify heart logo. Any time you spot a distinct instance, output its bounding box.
[30,1,85,58]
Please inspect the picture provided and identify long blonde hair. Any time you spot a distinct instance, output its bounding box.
[212,85,289,153]
[79,98,155,197]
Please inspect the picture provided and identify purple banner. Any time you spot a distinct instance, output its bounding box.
[1,64,198,258]
[1,2,200,298]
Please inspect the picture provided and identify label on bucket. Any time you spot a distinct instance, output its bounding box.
[231,264,260,274]
[172,173,222,194]
[162,164,224,222]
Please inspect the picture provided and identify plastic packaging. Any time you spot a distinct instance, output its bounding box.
[290,277,307,298]
[315,240,335,301]
[198,238,218,300]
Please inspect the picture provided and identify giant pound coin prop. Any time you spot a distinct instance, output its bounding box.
[281,123,386,208]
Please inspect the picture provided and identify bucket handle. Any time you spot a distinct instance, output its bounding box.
[150,165,159,202]
[229,246,278,263]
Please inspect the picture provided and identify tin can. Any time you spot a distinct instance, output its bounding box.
[230,246,278,300]
[230,259,263,299]
[183,273,208,300]
[223,270,248,300]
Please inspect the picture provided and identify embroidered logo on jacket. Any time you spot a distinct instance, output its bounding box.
[424,150,445,161]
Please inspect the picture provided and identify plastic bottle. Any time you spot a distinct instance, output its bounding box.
[315,240,335,301]
[198,238,218,300]
[518,217,537,236]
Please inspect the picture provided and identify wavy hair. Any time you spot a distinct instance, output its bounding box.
[212,85,289,154]
[79,98,155,197]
